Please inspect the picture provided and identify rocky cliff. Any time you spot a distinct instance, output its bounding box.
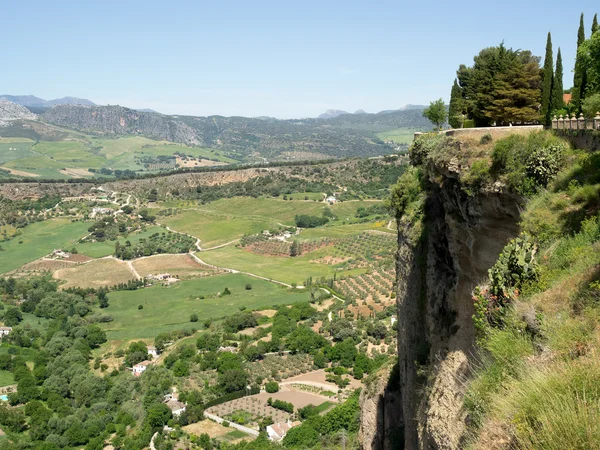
[0,100,37,121]
[361,138,524,450]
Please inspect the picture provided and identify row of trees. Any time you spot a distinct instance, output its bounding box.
[446,12,599,128]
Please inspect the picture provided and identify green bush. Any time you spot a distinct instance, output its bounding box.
[488,236,538,300]
[479,133,493,145]
[582,93,600,119]
[491,132,567,195]
[408,133,443,166]
[265,381,279,393]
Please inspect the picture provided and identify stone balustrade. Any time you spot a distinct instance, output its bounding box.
[552,113,600,130]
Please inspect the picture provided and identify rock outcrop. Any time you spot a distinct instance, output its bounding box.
[0,100,37,122]
[42,105,200,145]
[372,150,524,450]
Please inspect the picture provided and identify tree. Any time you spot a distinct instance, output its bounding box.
[457,44,541,126]
[573,13,587,112]
[4,306,22,326]
[448,79,464,128]
[190,313,198,322]
[98,288,109,308]
[577,31,600,105]
[552,47,564,112]
[582,94,600,118]
[289,240,299,257]
[265,381,279,393]
[125,341,148,367]
[540,32,554,125]
[422,98,447,130]
[218,369,248,393]
[593,13,598,34]
[484,50,541,125]
[146,403,172,428]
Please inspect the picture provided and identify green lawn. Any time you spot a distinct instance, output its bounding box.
[0,370,14,387]
[296,221,393,241]
[99,273,309,340]
[197,245,366,285]
[376,127,418,144]
[0,219,90,274]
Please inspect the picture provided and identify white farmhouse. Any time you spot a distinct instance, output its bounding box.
[148,346,159,359]
[266,420,298,441]
[0,327,12,337]
[132,360,152,376]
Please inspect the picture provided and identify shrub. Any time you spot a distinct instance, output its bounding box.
[479,133,493,145]
[488,236,538,300]
[138,305,143,310]
[245,284,252,290]
[190,314,198,322]
[265,381,279,393]
[582,93,600,119]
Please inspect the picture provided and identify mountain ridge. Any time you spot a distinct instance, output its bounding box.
[0,94,96,108]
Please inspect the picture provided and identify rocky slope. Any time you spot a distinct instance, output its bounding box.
[0,100,37,121]
[42,105,200,145]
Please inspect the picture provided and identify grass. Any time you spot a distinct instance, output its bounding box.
[0,219,90,274]
[277,192,325,201]
[0,135,238,179]
[99,273,309,340]
[161,211,272,248]
[74,225,168,258]
[198,245,366,285]
[54,258,137,290]
[375,128,417,144]
[221,430,247,441]
[0,371,14,387]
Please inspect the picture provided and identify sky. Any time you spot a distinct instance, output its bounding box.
[2,1,599,118]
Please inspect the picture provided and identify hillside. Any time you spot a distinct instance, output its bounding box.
[0,94,95,108]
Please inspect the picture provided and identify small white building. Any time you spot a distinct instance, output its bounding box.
[326,195,337,204]
[267,420,298,442]
[132,360,152,376]
[164,392,186,416]
[148,346,159,359]
[0,327,12,337]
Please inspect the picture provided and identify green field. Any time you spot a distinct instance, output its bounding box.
[0,219,90,274]
[277,192,324,201]
[99,273,309,340]
[0,136,237,179]
[376,128,417,144]
[74,225,169,258]
[161,211,273,248]
[198,245,366,285]
[0,370,14,387]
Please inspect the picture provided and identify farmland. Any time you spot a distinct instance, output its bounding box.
[96,273,309,340]
[0,219,89,274]
[53,257,137,289]
[0,136,237,179]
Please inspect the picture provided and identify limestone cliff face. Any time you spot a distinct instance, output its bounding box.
[358,362,402,450]
[395,165,522,449]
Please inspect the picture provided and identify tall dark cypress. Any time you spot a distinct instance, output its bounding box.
[552,48,564,112]
[448,79,463,129]
[592,14,598,34]
[573,13,586,112]
[540,32,554,125]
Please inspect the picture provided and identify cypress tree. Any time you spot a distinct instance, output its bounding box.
[552,48,564,113]
[573,13,586,112]
[540,32,554,125]
[448,79,463,129]
[592,14,598,34]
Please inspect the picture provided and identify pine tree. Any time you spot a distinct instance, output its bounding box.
[592,14,598,34]
[448,79,464,128]
[540,32,554,125]
[552,48,564,113]
[573,13,586,112]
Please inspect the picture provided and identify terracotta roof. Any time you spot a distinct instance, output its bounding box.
[563,93,572,105]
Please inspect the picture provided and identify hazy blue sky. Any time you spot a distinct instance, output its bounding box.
[3,1,599,118]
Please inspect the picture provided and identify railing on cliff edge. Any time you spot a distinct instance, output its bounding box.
[551,113,600,131]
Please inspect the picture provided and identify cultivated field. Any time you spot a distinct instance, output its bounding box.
[53,257,137,289]
[183,420,249,443]
[131,253,217,278]
[97,273,309,340]
[0,219,89,274]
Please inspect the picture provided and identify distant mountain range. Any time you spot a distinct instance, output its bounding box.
[318,104,426,119]
[0,95,95,109]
